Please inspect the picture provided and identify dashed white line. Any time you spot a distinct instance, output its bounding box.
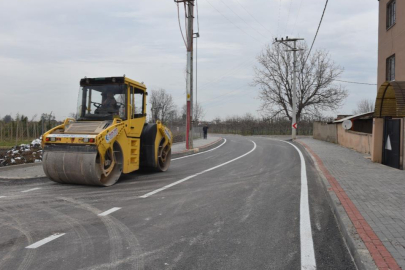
[172,139,227,161]
[98,207,121,216]
[21,187,42,193]
[25,233,65,249]
[282,141,316,270]
[140,140,257,198]
[0,196,6,199]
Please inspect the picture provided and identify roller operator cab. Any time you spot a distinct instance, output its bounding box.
[41,76,173,186]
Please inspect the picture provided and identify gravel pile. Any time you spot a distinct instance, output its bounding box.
[0,139,42,167]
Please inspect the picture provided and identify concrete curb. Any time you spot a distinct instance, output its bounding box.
[171,137,224,159]
[296,140,380,270]
[0,138,225,181]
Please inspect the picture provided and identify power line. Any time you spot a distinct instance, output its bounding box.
[196,0,200,32]
[217,0,267,39]
[291,0,303,36]
[304,0,329,65]
[205,0,264,43]
[234,0,273,35]
[176,3,187,48]
[334,79,377,86]
[284,0,294,34]
[276,0,282,36]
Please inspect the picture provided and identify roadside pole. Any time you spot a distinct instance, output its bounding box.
[186,0,194,149]
[175,0,195,150]
[292,40,297,140]
[275,37,303,140]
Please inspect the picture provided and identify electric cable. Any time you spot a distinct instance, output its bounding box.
[334,79,377,86]
[234,0,273,35]
[205,0,264,43]
[291,0,303,37]
[177,3,187,48]
[303,0,329,66]
[217,0,268,39]
[284,0,294,34]
[276,0,282,36]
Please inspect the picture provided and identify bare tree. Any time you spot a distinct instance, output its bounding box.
[181,103,205,123]
[149,89,176,124]
[352,99,374,114]
[253,42,348,121]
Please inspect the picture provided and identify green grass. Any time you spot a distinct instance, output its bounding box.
[0,140,33,149]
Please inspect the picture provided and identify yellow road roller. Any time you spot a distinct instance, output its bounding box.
[42,76,173,186]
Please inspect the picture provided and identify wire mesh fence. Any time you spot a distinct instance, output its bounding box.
[208,119,314,136]
[166,125,203,143]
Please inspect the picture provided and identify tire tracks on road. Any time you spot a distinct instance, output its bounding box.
[58,197,145,270]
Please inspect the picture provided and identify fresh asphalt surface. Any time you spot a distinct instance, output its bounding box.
[0,135,356,270]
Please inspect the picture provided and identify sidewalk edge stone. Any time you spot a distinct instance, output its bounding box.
[171,137,224,159]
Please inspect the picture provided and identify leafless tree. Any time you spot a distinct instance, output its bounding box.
[253,42,348,121]
[352,99,374,114]
[182,103,205,123]
[149,89,176,124]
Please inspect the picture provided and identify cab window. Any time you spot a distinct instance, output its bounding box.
[130,86,145,118]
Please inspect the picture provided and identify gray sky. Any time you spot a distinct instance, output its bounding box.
[0,0,378,121]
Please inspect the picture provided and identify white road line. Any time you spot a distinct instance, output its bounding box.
[282,141,316,270]
[172,139,227,161]
[25,233,65,249]
[21,187,42,193]
[140,140,257,198]
[0,196,6,199]
[98,207,121,216]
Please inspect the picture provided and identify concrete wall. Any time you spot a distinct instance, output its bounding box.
[378,0,405,87]
[337,125,373,155]
[372,118,384,163]
[314,122,372,154]
[313,122,337,143]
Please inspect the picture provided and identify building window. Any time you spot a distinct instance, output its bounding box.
[386,54,395,81]
[387,0,396,29]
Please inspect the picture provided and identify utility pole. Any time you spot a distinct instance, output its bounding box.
[175,0,194,149]
[275,37,304,140]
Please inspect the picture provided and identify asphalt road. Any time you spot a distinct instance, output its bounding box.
[0,135,356,270]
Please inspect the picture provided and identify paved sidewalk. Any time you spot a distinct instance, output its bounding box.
[299,137,405,269]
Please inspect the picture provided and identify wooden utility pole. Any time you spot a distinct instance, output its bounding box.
[275,37,304,140]
[175,0,194,149]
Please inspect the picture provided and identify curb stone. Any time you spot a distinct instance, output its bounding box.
[171,137,224,159]
[296,140,378,270]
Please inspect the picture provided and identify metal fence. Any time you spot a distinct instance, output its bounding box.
[167,125,203,143]
[208,120,313,136]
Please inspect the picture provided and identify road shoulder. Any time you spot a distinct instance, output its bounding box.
[297,139,401,270]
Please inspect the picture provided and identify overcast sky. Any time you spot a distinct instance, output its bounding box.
[0,0,378,121]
